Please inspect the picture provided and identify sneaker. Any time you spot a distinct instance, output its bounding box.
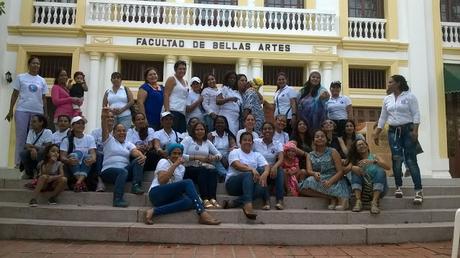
[48,197,57,205]
[113,199,129,208]
[352,199,363,212]
[413,190,423,205]
[29,198,38,207]
[370,201,380,214]
[131,184,144,195]
[394,187,403,198]
[96,180,105,192]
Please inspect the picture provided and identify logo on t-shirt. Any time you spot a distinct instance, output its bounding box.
[28,84,38,93]
[271,149,276,154]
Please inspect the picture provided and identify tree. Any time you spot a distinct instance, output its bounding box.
[0,1,5,16]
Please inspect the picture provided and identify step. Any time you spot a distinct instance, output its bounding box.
[0,201,456,225]
[1,188,460,210]
[0,218,453,245]
[4,179,460,196]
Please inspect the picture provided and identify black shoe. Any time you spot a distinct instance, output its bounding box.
[131,184,144,195]
[222,200,237,209]
[29,198,38,207]
[48,197,57,205]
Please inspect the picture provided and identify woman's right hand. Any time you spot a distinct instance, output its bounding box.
[4,110,13,122]
[372,131,380,146]
[251,169,260,182]
[313,172,321,181]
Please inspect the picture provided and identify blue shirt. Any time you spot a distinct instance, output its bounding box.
[140,83,164,128]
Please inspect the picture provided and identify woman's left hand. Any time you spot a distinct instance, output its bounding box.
[322,179,332,188]
[358,159,373,167]
[84,157,96,166]
[136,155,146,166]
[259,173,268,187]
[269,167,277,179]
[410,131,418,142]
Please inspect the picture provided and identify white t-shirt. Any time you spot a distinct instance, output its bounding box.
[236,129,259,147]
[253,138,283,165]
[326,95,352,120]
[106,86,131,117]
[153,129,181,149]
[181,137,222,164]
[13,73,48,113]
[169,76,188,114]
[127,127,155,148]
[202,87,220,115]
[52,129,69,146]
[149,158,185,190]
[218,85,242,115]
[273,131,289,145]
[226,148,268,181]
[210,131,232,157]
[186,90,204,122]
[273,85,297,119]
[26,129,53,147]
[90,128,104,152]
[102,135,136,171]
[60,134,96,161]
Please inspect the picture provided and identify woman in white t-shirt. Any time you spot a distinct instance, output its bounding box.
[102,72,135,130]
[216,71,241,136]
[99,107,146,208]
[186,77,204,123]
[201,74,220,132]
[236,113,259,148]
[163,60,188,133]
[223,132,270,220]
[208,116,237,181]
[127,113,156,171]
[272,72,298,133]
[59,116,97,192]
[52,115,71,147]
[5,56,48,167]
[326,81,353,136]
[145,143,220,225]
[20,114,53,179]
[182,122,222,209]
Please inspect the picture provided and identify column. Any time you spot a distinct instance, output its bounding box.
[251,59,263,79]
[178,55,191,82]
[322,61,333,89]
[86,52,101,132]
[164,55,177,81]
[104,53,116,88]
[303,63,310,83]
[238,58,249,75]
[309,61,320,72]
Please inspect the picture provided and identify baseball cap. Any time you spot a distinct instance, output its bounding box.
[189,77,201,87]
[71,116,87,125]
[161,111,174,119]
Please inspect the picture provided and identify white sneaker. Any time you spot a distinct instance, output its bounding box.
[413,190,423,205]
[96,180,105,192]
[394,187,403,198]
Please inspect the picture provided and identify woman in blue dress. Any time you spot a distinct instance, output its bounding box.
[137,67,163,130]
[299,129,351,210]
[297,72,330,135]
[345,139,389,214]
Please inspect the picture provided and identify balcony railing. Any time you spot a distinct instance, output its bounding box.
[348,17,386,40]
[442,22,460,47]
[86,0,337,36]
[32,1,77,26]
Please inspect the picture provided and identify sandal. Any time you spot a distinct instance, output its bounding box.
[203,199,213,209]
[209,199,221,209]
[73,182,82,192]
[275,202,284,210]
[262,203,270,210]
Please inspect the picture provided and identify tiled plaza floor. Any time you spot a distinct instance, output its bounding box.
[0,240,456,257]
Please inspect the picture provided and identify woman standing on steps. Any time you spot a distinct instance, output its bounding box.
[372,74,423,205]
[145,143,221,225]
[223,132,270,220]
[163,60,188,133]
[345,139,389,214]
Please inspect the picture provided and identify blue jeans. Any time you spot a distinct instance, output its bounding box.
[116,115,132,130]
[225,168,267,206]
[184,166,218,200]
[351,168,388,197]
[68,153,92,177]
[388,123,422,191]
[214,160,227,178]
[101,159,144,200]
[95,152,104,175]
[148,179,205,215]
[20,149,45,178]
[171,111,186,133]
[266,168,284,202]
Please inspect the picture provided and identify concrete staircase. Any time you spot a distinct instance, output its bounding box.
[0,168,458,245]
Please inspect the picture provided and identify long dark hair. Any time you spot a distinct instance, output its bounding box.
[391,74,409,92]
[202,73,216,90]
[223,71,237,90]
[53,68,67,85]
[213,115,236,143]
[190,121,208,142]
[42,144,59,164]
[292,119,312,148]
[300,71,321,99]
[133,113,149,141]
[32,114,48,130]
[347,139,369,166]
[276,72,287,91]
[342,120,358,142]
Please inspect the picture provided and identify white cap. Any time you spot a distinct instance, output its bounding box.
[71,116,87,125]
[161,111,174,119]
[189,77,201,87]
